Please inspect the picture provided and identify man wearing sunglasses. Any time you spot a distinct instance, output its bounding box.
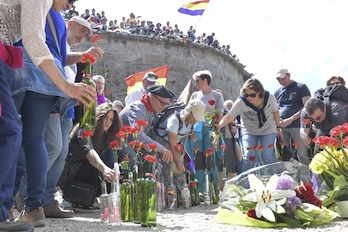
[300,95,348,151]
[274,68,311,165]
[120,85,175,166]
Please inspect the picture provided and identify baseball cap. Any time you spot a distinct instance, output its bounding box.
[143,72,158,82]
[277,69,289,79]
[69,16,93,37]
[186,99,206,122]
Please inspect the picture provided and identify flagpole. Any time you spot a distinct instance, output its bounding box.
[193,0,211,31]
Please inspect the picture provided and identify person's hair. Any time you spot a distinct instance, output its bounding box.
[92,75,105,82]
[224,99,233,109]
[193,70,212,85]
[94,103,121,145]
[326,76,346,86]
[304,97,325,115]
[240,78,265,98]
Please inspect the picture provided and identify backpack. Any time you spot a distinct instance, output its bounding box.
[152,103,186,140]
[313,84,348,116]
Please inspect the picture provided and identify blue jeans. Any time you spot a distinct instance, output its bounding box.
[240,133,277,172]
[43,115,72,206]
[13,91,57,211]
[0,60,22,221]
[190,125,219,193]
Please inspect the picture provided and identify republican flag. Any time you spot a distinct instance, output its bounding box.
[178,0,210,16]
[177,79,192,104]
[124,65,169,94]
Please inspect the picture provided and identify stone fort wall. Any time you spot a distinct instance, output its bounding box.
[74,32,252,103]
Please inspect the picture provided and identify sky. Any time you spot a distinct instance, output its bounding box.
[74,0,348,94]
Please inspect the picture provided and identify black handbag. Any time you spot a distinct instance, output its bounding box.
[64,180,97,208]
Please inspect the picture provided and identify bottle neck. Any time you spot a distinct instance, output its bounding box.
[111,181,117,193]
[101,181,107,195]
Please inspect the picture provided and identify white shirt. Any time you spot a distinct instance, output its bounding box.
[125,86,147,106]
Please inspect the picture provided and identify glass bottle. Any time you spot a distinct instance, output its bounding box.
[189,172,199,206]
[156,167,166,212]
[140,162,157,227]
[100,181,109,223]
[167,172,177,210]
[210,173,219,204]
[181,173,191,209]
[79,60,96,130]
[120,165,133,222]
[222,166,228,191]
[108,181,121,225]
[133,163,143,224]
[203,172,212,206]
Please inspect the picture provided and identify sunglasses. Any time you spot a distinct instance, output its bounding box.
[244,93,257,98]
[153,95,170,107]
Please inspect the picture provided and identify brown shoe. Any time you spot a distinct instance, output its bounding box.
[7,206,15,221]
[15,207,45,227]
[44,200,74,218]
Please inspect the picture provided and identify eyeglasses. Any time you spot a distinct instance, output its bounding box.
[244,93,257,98]
[68,0,77,4]
[153,95,170,107]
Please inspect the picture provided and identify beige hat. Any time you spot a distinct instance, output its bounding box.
[69,16,93,37]
[277,68,289,79]
[185,99,206,122]
[112,100,124,109]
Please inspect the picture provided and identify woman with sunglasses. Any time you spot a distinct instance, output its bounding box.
[218,78,281,172]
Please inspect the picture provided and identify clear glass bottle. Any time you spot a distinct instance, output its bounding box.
[100,181,109,223]
[167,172,177,210]
[108,181,121,225]
[181,173,191,209]
[203,172,212,206]
[156,167,166,212]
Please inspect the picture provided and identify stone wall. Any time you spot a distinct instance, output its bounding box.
[74,32,252,103]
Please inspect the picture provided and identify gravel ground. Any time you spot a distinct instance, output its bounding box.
[29,204,348,232]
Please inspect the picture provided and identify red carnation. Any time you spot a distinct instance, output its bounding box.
[116,131,127,139]
[144,155,157,163]
[110,140,119,149]
[136,119,149,128]
[220,144,227,150]
[208,99,216,106]
[90,34,101,43]
[205,148,214,156]
[249,156,256,161]
[147,143,158,152]
[81,130,94,139]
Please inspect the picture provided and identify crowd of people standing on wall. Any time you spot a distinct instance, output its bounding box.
[1,1,348,231]
[62,8,243,67]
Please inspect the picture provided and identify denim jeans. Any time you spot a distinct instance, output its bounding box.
[190,125,219,193]
[0,60,22,221]
[43,115,72,206]
[13,91,57,211]
[240,132,277,172]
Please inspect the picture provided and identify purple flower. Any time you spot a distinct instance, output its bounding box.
[284,196,301,214]
[277,174,295,190]
[311,174,322,194]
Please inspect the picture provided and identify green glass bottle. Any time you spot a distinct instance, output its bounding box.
[133,163,143,224]
[121,164,133,222]
[140,162,157,227]
[79,61,96,130]
[189,172,199,206]
[210,173,219,204]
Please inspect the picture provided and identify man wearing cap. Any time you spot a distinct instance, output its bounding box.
[274,68,311,165]
[125,72,158,106]
[120,85,175,164]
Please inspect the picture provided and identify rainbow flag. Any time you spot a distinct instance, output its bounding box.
[178,0,210,16]
[124,65,169,94]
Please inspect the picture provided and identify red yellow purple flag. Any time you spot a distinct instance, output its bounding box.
[124,65,169,94]
[178,0,210,16]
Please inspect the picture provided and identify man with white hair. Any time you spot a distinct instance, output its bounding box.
[125,72,158,106]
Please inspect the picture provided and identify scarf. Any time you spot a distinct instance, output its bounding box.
[140,94,154,113]
[97,94,107,105]
[0,41,23,69]
[240,91,269,128]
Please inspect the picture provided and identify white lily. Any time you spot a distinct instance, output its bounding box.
[243,174,296,222]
